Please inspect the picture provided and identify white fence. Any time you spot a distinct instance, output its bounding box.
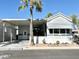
[34,36,73,44]
[34,36,46,44]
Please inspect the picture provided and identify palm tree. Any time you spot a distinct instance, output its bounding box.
[18,0,42,45]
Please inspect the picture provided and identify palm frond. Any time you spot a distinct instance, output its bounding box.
[21,0,28,6]
[36,3,42,12]
[34,0,42,12]
[18,5,26,11]
[18,0,29,11]
[21,0,28,3]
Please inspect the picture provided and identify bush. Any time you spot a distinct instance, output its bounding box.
[42,39,46,44]
[56,41,60,46]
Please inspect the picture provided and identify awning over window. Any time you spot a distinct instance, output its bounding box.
[47,24,73,29]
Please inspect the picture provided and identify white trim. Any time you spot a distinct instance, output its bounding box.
[3,22,5,42]
[46,12,72,23]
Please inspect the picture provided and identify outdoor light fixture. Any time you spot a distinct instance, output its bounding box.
[4,27,7,32]
[15,26,19,35]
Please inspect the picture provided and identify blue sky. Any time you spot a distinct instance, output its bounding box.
[0,0,79,19]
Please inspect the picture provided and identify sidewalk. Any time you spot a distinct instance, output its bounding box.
[24,43,79,50]
[0,44,79,51]
[0,41,79,51]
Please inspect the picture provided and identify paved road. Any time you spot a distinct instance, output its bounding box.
[0,49,79,59]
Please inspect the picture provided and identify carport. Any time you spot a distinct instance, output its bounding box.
[1,19,46,42]
[0,21,16,42]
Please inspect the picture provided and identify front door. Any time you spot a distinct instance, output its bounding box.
[23,31,29,40]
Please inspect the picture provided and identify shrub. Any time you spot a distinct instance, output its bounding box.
[56,41,60,46]
[42,39,46,44]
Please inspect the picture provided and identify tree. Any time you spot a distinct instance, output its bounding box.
[71,15,77,25]
[18,0,42,45]
[45,12,53,18]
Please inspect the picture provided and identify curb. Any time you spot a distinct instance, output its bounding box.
[0,48,23,51]
[0,47,79,51]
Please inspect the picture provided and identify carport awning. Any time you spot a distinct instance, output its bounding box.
[3,20,46,26]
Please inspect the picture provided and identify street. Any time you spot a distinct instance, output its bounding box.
[0,49,79,59]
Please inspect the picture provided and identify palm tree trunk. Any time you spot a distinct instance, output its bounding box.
[29,6,34,45]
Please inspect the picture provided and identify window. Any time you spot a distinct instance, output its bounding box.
[49,29,53,33]
[54,29,59,33]
[60,29,65,33]
[49,29,71,34]
[67,29,70,34]
[23,32,27,35]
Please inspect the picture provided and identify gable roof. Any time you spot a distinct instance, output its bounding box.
[46,12,74,29]
[45,12,72,22]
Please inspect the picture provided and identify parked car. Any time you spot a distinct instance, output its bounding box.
[73,33,79,44]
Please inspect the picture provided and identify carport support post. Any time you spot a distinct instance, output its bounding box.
[10,29,12,42]
[3,22,5,42]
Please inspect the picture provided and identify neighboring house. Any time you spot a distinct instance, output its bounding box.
[0,12,78,44]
